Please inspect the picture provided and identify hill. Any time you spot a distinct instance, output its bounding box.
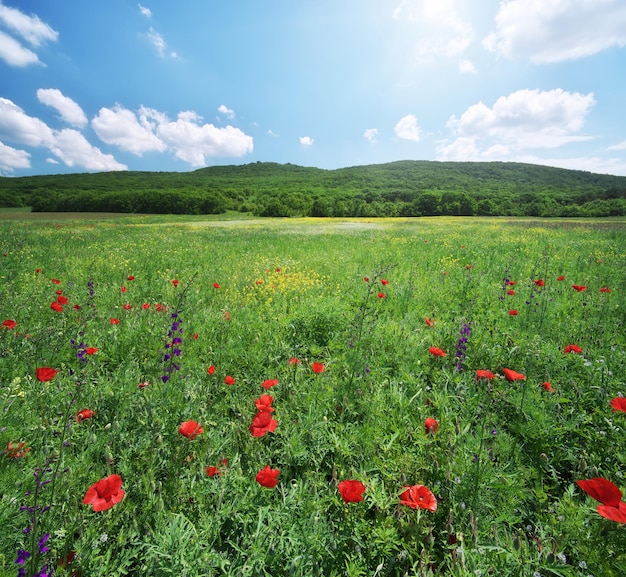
[1,160,625,217]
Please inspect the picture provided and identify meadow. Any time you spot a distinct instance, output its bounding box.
[0,214,625,577]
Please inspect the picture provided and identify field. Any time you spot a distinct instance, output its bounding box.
[1,215,625,577]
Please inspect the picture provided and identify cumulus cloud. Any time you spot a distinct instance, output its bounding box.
[437,88,596,161]
[299,136,314,146]
[458,58,476,74]
[138,4,152,18]
[0,140,31,173]
[0,29,39,66]
[484,0,626,63]
[395,114,421,142]
[218,104,235,119]
[363,128,378,144]
[37,88,88,128]
[0,97,54,146]
[0,3,58,46]
[49,129,127,171]
[608,140,626,151]
[145,27,166,57]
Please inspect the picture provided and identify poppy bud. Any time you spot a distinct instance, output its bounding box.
[104,423,111,430]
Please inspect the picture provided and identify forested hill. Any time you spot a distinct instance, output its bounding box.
[1,160,625,217]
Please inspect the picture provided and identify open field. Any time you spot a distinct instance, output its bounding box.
[1,215,625,576]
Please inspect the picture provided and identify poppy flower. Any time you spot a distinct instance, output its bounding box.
[428,347,446,357]
[5,441,30,458]
[576,478,626,523]
[255,279,263,285]
[36,367,58,382]
[610,397,626,413]
[85,347,98,355]
[311,362,326,373]
[503,368,525,382]
[534,279,545,287]
[223,311,231,321]
[505,280,516,286]
[120,286,127,293]
[255,394,275,413]
[2,319,16,329]
[572,285,587,292]
[249,411,278,437]
[363,277,370,282]
[508,310,518,316]
[377,292,386,298]
[205,466,220,477]
[51,302,63,312]
[424,317,434,328]
[338,480,366,503]
[51,278,61,285]
[178,420,204,440]
[600,287,611,293]
[76,409,95,422]
[172,279,179,287]
[261,379,279,390]
[380,279,389,286]
[213,282,220,289]
[507,289,515,296]
[475,369,495,381]
[123,304,132,310]
[424,417,439,435]
[288,357,301,366]
[36,268,42,273]
[142,303,150,310]
[73,304,81,310]
[256,465,280,488]
[110,318,120,325]
[57,295,69,305]
[207,365,216,375]
[224,375,235,385]
[139,381,150,389]
[563,344,582,354]
[83,474,125,512]
[557,275,565,281]
[399,484,437,512]
[542,381,554,393]
[127,275,135,281]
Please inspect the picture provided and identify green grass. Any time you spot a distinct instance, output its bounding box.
[1,216,625,577]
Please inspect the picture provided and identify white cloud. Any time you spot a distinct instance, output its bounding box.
[458,58,476,74]
[484,0,626,63]
[363,128,378,144]
[0,29,40,66]
[218,104,235,119]
[394,114,421,142]
[0,97,54,146]
[92,105,167,155]
[299,136,314,146]
[145,27,166,57]
[0,3,58,46]
[49,129,127,171]
[138,4,152,18]
[0,140,30,173]
[608,140,626,151]
[37,88,88,128]
[46,157,59,164]
[267,129,278,137]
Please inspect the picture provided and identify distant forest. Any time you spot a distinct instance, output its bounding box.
[1,160,626,217]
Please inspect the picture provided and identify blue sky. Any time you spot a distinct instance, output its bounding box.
[1,0,626,176]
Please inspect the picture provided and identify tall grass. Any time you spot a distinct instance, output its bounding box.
[1,216,625,576]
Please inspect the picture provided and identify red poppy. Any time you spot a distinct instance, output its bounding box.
[338,480,366,503]
[572,285,587,292]
[57,295,69,305]
[563,344,582,354]
[213,282,220,289]
[224,375,235,385]
[428,347,446,357]
[73,304,81,310]
[5,441,30,458]
[256,465,280,488]
[262,379,279,390]
[507,289,515,295]
[288,357,301,366]
[36,367,58,382]
[542,381,554,393]
[533,279,545,287]
[424,417,439,435]
[557,275,565,281]
[399,485,437,512]
[255,394,275,413]
[424,317,434,328]
[123,304,132,310]
[35,268,42,273]
[76,409,95,422]
[505,280,516,286]
[191,333,199,339]
[205,466,220,477]
[178,420,204,440]
[255,279,263,285]
[85,347,98,355]
[503,368,525,382]
[110,318,120,325]
[610,397,626,413]
[207,365,216,375]
[55,289,63,295]
[172,279,179,287]
[576,478,622,507]
[249,411,278,437]
[142,303,150,310]
[120,286,127,293]
[363,277,370,282]
[600,287,611,293]
[508,310,518,316]
[377,292,385,298]
[475,369,495,381]
[51,302,63,312]
[51,278,61,285]
[223,311,231,321]
[380,279,389,286]
[596,502,626,523]
[465,264,473,270]
[2,319,16,329]
[311,362,326,373]
[139,381,149,389]
[155,303,167,312]
[83,474,125,512]
[127,275,135,281]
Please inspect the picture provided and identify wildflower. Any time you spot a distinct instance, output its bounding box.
[110,318,119,325]
[507,289,515,295]
[424,317,434,327]
[249,411,278,437]
[207,365,216,375]
[534,279,545,287]
[123,304,132,310]
[76,409,95,422]
[2,319,16,329]
[36,367,58,382]
[51,302,63,312]
[127,275,135,281]
[73,304,81,310]
[600,287,611,293]
[377,292,386,298]
[399,484,437,512]
[576,477,626,523]
[256,465,280,488]
[557,275,565,281]
[6,441,30,458]
[38,533,50,554]
[508,309,518,316]
[255,279,263,285]
[191,333,199,339]
[338,480,366,503]
[85,347,98,355]
[572,285,587,292]
[311,362,326,373]
[424,417,439,435]
[142,303,150,310]
[36,268,42,273]
[224,375,235,385]
[288,357,301,366]
[610,397,626,413]
[363,277,369,282]
[428,347,446,357]
[51,279,61,285]
[542,382,554,393]
[205,466,220,477]
[563,344,582,354]
[505,280,516,286]
[171,279,179,287]
[83,474,125,512]
[380,279,389,286]
[475,369,495,381]
[223,311,231,321]
[213,282,220,289]
[178,420,204,440]
[120,286,127,293]
[255,394,275,413]
[503,368,525,382]
[15,549,30,566]
[139,381,149,389]
[261,379,279,390]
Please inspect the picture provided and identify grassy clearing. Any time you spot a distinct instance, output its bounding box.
[0,216,625,576]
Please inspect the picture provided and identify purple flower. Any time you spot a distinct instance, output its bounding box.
[38,533,50,554]
[15,550,30,566]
